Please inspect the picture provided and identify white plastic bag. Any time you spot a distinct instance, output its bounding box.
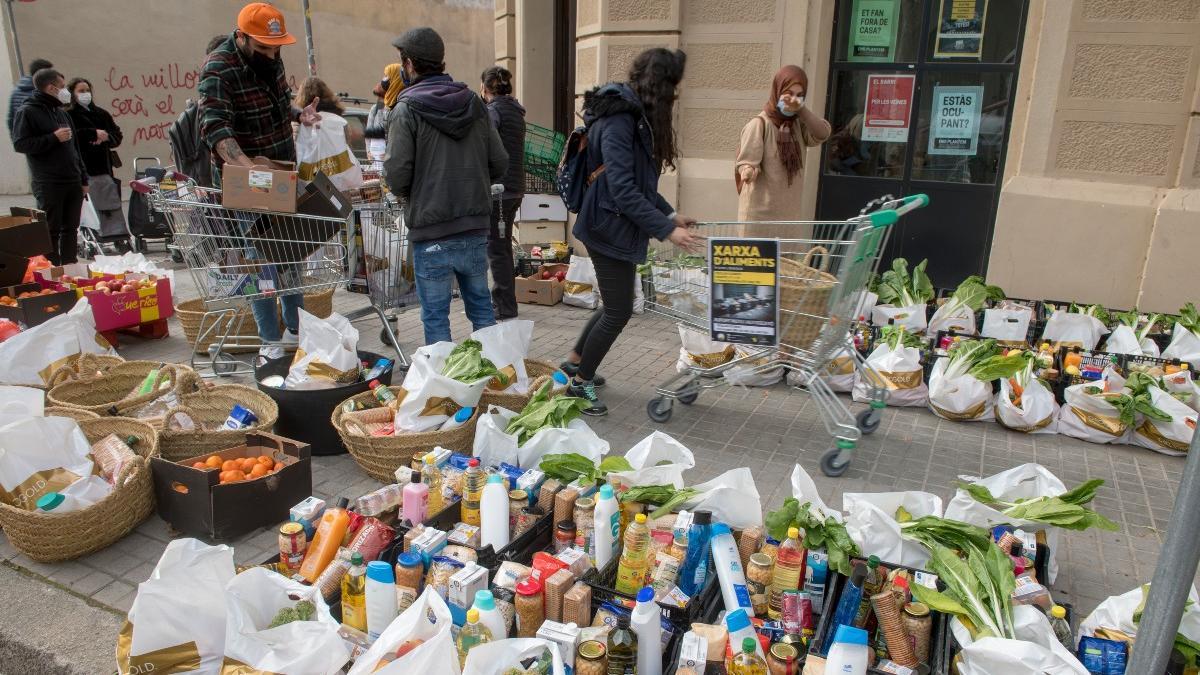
[1040,310,1108,350]
[1104,324,1146,356]
[296,113,364,192]
[982,306,1032,342]
[679,467,762,529]
[606,431,695,490]
[472,320,534,394]
[1077,584,1200,648]
[928,302,977,336]
[91,252,177,288]
[463,638,566,675]
[395,342,491,432]
[944,463,1068,583]
[562,255,598,309]
[0,297,116,386]
[1163,369,1200,413]
[285,310,361,389]
[849,290,877,320]
[723,345,784,387]
[995,378,1059,434]
[348,586,459,675]
[1163,322,1200,369]
[118,539,236,675]
[872,303,927,333]
[0,416,95,509]
[676,325,734,373]
[789,463,840,521]
[0,385,43,417]
[472,406,609,470]
[1057,378,1130,445]
[633,275,645,314]
[853,343,927,407]
[1131,385,1196,456]
[80,197,101,231]
[843,491,943,568]
[927,357,994,422]
[952,606,1087,675]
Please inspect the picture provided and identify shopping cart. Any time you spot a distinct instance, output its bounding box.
[134,173,350,377]
[643,194,929,477]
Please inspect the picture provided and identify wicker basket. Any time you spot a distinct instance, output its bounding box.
[3,352,125,390]
[157,384,280,462]
[303,288,334,319]
[333,391,479,482]
[0,417,158,562]
[176,298,259,355]
[778,247,838,353]
[46,361,200,417]
[44,407,102,422]
[478,360,566,412]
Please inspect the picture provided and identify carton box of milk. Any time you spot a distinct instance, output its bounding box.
[448,562,488,625]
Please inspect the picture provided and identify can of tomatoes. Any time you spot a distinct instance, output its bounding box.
[278,522,306,572]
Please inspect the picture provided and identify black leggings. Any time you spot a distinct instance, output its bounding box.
[573,250,637,381]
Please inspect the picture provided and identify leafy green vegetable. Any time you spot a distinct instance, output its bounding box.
[911,543,1016,640]
[968,352,1028,383]
[538,453,635,487]
[506,381,591,445]
[1114,308,1140,329]
[765,497,859,576]
[267,600,316,628]
[942,276,1005,315]
[895,505,913,523]
[899,515,994,557]
[959,478,1120,532]
[877,258,934,307]
[1070,303,1111,326]
[881,325,925,351]
[441,340,506,385]
[1178,303,1200,335]
[1103,372,1174,428]
[599,456,635,474]
[620,484,702,519]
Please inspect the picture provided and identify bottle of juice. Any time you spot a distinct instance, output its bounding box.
[456,607,493,667]
[299,497,351,582]
[615,513,651,595]
[461,458,485,526]
[606,614,638,674]
[423,455,444,513]
[340,553,367,632]
[369,380,400,409]
[731,637,768,675]
[767,527,805,620]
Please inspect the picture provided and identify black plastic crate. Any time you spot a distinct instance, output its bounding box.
[581,555,721,631]
[1056,347,1121,391]
[1123,352,1185,378]
[391,499,555,573]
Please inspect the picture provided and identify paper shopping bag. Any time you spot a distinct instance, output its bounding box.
[463,638,567,675]
[471,320,534,394]
[347,587,459,675]
[285,309,361,389]
[395,343,490,432]
[0,416,95,509]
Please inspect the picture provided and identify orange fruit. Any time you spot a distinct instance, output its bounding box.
[249,464,268,478]
[226,469,246,483]
[192,461,207,470]
[257,454,273,466]
[221,459,240,472]
[218,470,231,483]
[240,457,258,472]
[205,455,222,469]
[273,461,285,472]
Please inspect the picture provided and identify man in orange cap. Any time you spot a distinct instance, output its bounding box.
[198,2,320,360]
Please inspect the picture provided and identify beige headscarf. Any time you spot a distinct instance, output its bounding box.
[383,63,404,108]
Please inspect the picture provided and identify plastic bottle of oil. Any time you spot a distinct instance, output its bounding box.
[456,607,493,667]
[767,527,805,619]
[614,513,651,595]
[731,637,768,675]
[340,553,367,632]
[460,458,485,526]
[423,454,444,513]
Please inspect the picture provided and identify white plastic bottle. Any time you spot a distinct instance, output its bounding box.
[710,522,753,613]
[593,484,620,569]
[824,624,869,675]
[631,586,663,675]
[365,560,398,640]
[441,407,474,430]
[471,589,508,640]
[725,607,767,662]
[480,474,511,551]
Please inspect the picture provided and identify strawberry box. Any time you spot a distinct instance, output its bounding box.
[82,275,174,332]
[0,282,75,327]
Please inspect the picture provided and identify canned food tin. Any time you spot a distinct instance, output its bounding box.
[278,522,306,572]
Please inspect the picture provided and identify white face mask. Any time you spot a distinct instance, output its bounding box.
[55,87,72,104]
[76,92,92,106]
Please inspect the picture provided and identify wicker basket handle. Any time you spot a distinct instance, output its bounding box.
[45,364,78,388]
[803,245,832,272]
[113,455,145,487]
[76,353,109,378]
[163,406,201,433]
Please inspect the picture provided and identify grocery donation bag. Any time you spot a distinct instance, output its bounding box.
[118,539,235,675]
[222,567,349,675]
[562,255,599,309]
[995,377,1059,434]
[676,325,734,373]
[1104,324,1159,357]
[981,304,1033,342]
[1163,321,1200,369]
[0,297,116,386]
[1057,369,1130,445]
[463,638,568,675]
[472,405,609,470]
[395,342,491,432]
[927,301,977,336]
[871,303,927,333]
[723,345,784,387]
[605,430,695,490]
[853,342,927,407]
[347,587,458,675]
[679,467,762,529]
[285,310,361,389]
[1077,584,1200,654]
[1130,385,1196,456]
[0,416,94,510]
[926,358,994,422]
[296,113,364,192]
[1040,310,1108,350]
[843,491,943,569]
[951,606,1087,675]
[472,320,534,394]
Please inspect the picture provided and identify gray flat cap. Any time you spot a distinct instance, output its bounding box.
[391,27,445,64]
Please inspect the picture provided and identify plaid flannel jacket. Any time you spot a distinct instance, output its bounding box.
[197,34,295,185]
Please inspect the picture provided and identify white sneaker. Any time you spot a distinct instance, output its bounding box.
[280,330,299,348]
[258,345,285,361]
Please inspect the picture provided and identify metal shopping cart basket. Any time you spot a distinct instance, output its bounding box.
[643,194,929,477]
[134,173,350,377]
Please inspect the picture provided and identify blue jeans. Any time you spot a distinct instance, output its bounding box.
[251,294,304,342]
[413,234,495,345]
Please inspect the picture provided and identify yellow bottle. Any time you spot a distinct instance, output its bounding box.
[423,455,444,513]
[461,458,485,526]
[341,553,367,632]
[615,513,651,595]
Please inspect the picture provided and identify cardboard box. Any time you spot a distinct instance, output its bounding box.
[0,282,75,327]
[82,275,174,331]
[151,432,313,540]
[515,262,568,306]
[222,158,299,213]
[297,171,353,220]
[36,263,124,297]
[0,209,51,286]
[249,174,348,264]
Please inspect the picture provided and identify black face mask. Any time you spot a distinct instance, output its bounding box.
[239,38,278,79]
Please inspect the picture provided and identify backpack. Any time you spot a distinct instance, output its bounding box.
[557,125,606,214]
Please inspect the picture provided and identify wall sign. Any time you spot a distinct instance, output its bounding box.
[934,0,988,59]
[928,85,983,155]
[848,0,899,62]
[709,238,779,346]
[861,73,916,143]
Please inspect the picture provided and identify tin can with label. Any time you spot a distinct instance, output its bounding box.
[278,522,306,572]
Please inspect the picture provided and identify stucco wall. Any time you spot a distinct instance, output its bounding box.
[3,0,494,193]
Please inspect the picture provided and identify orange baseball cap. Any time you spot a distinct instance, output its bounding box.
[237,3,296,46]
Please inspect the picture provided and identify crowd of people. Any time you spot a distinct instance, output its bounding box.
[7,1,831,417]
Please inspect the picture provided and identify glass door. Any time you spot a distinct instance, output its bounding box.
[815,0,1028,290]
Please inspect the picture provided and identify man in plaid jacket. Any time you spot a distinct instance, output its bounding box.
[198,2,320,360]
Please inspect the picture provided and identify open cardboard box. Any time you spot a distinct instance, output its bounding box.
[222,157,299,213]
[0,208,51,286]
[0,282,76,327]
[515,262,568,306]
[151,432,312,540]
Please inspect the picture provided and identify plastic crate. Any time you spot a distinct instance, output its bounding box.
[581,555,721,631]
[525,159,558,192]
[525,123,565,167]
[1123,352,1186,378]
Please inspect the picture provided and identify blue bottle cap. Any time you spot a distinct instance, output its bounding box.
[473,589,495,611]
[36,492,64,511]
[487,474,505,485]
[599,484,614,500]
[710,523,731,536]
[552,370,569,385]
[725,608,751,632]
[833,624,869,646]
[365,560,394,584]
[636,587,655,603]
[398,552,422,568]
[454,407,473,423]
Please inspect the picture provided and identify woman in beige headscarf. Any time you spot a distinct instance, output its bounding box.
[734,65,831,229]
[364,63,404,153]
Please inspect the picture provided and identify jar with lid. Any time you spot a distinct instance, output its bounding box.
[746,553,774,618]
[574,497,595,554]
[410,450,427,471]
[514,578,545,638]
[394,551,424,591]
[508,489,528,532]
[902,601,932,664]
[767,642,801,675]
[576,640,607,675]
[554,520,576,552]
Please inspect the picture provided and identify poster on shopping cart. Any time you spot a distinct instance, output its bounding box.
[709,238,779,346]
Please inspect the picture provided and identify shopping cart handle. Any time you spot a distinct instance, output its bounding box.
[129,177,156,194]
[168,170,194,183]
[894,193,929,215]
[866,209,899,228]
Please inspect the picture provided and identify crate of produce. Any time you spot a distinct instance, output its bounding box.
[1123,352,1187,378]
[82,274,174,332]
[391,496,556,573]
[0,282,75,327]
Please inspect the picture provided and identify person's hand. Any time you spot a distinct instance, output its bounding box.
[53,126,72,142]
[668,225,704,253]
[94,129,110,144]
[81,184,89,197]
[672,212,697,229]
[299,97,322,127]
[738,165,760,184]
[779,94,805,115]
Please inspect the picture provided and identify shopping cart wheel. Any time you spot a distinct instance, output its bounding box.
[820,440,854,477]
[856,408,881,435]
[646,397,673,423]
[211,351,240,376]
[677,390,698,405]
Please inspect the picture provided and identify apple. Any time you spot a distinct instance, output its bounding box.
[541,268,552,280]
[555,270,566,282]
[120,284,135,293]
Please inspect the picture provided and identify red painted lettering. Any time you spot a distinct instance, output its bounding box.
[106,67,133,91]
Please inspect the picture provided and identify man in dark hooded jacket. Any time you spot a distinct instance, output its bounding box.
[8,58,53,136]
[384,27,508,345]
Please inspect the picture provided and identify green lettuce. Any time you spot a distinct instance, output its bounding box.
[1070,303,1110,326]
[911,543,1017,640]
[959,478,1120,532]
[766,497,859,576]
[441,340,506,385]
[1177,303,1200,335]
[877,258,934,307]
[506,381,591,444]
[943,276,1005,315]
[898,514,994,557]
[881,325,925,351]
